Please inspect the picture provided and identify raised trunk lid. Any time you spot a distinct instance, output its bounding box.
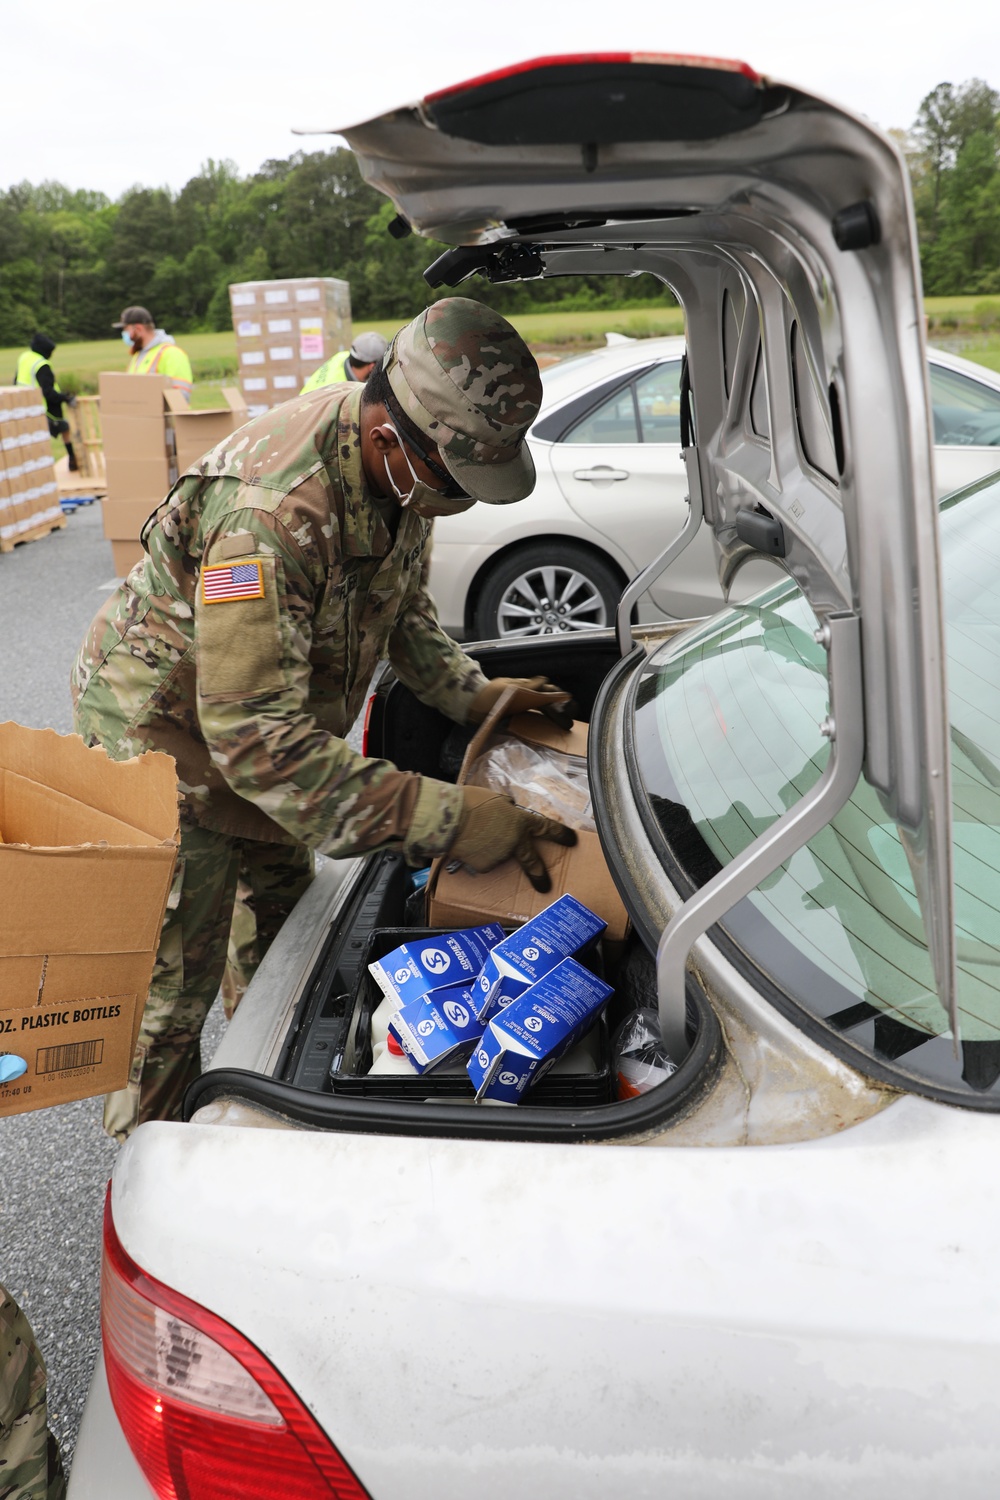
[327,53,956,1038]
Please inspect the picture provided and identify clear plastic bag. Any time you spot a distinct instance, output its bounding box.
[612,1008,678,1099]
[465,734,595,832]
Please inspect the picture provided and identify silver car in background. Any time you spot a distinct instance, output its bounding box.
[430,339,1000,639]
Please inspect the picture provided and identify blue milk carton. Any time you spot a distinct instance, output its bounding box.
[369,924,505,1009]
[388,984,484,1074]
[474,895,606,1024]
[467,958,613,1104]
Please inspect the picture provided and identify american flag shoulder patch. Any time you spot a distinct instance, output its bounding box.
[201,560,265,605]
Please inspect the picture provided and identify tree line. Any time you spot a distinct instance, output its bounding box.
[0,150,666,348]
[906,78,1000,295]
[1,76,998,349]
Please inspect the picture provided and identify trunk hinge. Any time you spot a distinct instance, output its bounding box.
[617,355,704,655]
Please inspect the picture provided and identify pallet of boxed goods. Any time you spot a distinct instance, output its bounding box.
[0,387,65,552]
[230,277,351,416]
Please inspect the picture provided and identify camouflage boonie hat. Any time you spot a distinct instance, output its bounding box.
[385,297,542,504]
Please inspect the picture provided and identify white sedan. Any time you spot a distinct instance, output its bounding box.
[67,53,1000,1500]
[430,339,1000,639]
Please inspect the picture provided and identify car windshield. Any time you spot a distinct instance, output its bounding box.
[632,470,1000,1102]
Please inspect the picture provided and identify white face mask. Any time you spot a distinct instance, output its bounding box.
[380,424,475,519]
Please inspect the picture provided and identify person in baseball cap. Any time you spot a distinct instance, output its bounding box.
[113,305,193,400]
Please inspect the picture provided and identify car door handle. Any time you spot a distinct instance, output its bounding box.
[573,466,630,482]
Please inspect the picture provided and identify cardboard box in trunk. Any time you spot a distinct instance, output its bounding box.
[0,724,178,1117]
[427,704,631,943]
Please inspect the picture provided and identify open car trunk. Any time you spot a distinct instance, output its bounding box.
[185,632,725,1140]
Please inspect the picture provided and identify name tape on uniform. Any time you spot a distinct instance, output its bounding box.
[201,561,265,605]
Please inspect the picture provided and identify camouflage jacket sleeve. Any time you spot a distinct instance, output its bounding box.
[0,1285,61,1500]
[194,499,464,862]
[386,552,488,725]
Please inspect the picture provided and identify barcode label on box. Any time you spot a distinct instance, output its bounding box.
[269,346,294,361]
[241,351,265,366]
[298,318,322,334]
[231,292,255,307]
[264,290,289,304]
[272,375,297,390]
[237,320,261,338]
[295,288,320,302]
[36,1038,104,1074]
[243,378,267,392]
[267,318,292,334]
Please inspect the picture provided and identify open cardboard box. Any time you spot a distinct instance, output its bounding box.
[427,699,630,943]
[0,724,178,1117]
[165,388,248,473]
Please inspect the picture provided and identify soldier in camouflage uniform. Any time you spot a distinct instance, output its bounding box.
[72,297,577,1140]
[0,1287,65,1500]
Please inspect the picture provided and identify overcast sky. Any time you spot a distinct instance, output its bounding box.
[4,0,992,198]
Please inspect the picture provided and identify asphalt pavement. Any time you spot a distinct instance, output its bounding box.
[0,499,360,1472]
[0,502,230,1469]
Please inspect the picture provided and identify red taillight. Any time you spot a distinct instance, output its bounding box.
[101,1192,370,1500]
[361,690,376,758]
[424,51,762,103]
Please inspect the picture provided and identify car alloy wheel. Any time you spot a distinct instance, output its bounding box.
[476,544,622,639]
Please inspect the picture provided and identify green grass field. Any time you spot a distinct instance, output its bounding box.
[8,297,1000,408]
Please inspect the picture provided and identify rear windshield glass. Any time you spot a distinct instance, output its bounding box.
[632,471,1000,1101]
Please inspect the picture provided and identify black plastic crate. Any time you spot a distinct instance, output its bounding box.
[329,926,612,1106]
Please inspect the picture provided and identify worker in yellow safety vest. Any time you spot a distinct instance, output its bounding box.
[114,305,193,402]
[300,331,388,394]
[14,332,79,470]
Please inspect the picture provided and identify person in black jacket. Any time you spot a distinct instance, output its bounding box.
[14,333,78,470]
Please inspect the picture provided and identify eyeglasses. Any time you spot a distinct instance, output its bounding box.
[384,390,468,500]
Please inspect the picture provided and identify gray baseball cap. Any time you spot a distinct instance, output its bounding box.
[114,306,155,328]
[350,331,388,364]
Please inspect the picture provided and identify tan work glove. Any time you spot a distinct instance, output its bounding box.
[468,675,576,730]
[447,785,577,893]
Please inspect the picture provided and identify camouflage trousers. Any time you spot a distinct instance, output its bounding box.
[0,1288,65,1500]
[104,827,313,1142]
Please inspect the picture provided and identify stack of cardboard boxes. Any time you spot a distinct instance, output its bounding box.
[99,374,248,577]
[0,387,63,551]
[99,373,170,577]
[230,277,351,416]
